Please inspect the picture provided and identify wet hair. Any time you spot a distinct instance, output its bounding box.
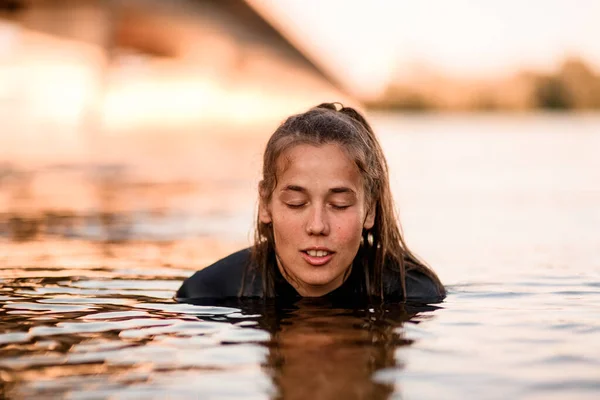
[243,102,444,301]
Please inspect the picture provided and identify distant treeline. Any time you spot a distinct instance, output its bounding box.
[367,58,600,112]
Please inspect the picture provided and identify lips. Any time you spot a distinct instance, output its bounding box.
[300,248,335,266]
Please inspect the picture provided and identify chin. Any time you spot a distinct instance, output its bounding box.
[297,268,341,287]
[301,277,334,287]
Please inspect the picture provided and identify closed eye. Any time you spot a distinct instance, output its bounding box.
[285,203,306,209]
[330,204,351,210]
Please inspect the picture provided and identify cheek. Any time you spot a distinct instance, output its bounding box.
[331,213,365,243]
[271,207,303,241]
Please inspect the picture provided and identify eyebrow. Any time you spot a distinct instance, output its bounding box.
[282,185,307,193]
[330,187,356,195]
[282,185,356,195]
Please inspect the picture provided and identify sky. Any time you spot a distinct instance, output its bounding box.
[250,0,600,98]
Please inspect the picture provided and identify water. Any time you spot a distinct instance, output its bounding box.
[1,113,600,399]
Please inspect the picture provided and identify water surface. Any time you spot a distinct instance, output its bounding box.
[1,114,599,399]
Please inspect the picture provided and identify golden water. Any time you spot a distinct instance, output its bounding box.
[1,113,599,399]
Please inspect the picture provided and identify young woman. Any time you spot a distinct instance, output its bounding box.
[177,103,445,303]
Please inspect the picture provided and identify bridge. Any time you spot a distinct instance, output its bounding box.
[0,0,350,163]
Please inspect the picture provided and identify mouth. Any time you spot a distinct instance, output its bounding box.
[300,248,335,266]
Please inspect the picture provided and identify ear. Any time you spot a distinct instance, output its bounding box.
[258,181,272,224]
[258,199,272,224]
[363,205,375,230]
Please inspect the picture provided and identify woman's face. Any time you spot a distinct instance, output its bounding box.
[259,143,375,297]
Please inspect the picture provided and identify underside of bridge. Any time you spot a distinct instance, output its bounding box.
[0,0,350,163]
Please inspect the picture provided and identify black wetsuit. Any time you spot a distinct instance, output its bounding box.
[176,248,445,304]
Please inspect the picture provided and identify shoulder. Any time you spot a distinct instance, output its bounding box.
[405,267,446,303]
[383,259,446,303]
[175,248,254,299]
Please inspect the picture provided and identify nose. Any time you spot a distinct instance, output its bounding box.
[306,205,329,236]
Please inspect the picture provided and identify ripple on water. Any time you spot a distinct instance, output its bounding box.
[227,312,261,319]
[234,320,259,327]
[34,341,269,370]
[46,367,274,399]
[21,375,125,398]
[3,302,97,313]
[0,332,31,345]
[61,279,181,291]
[456,291,532,299]
[139,368,274,398]
[537,354,600,366]
[0,295,23,301]
[133,302,241,315]
[0,353,66,369]
[37,297,135,306]
[81,311,153,320]
[401,322,439,340]
[33,340,60,350]
[118,321,231,339]
[153,335,219,347]
[522,379,600,400]
[27,318,184,337]
[71,340,136,353]
[215,327,271,344]
[15,287,176,299]
[146,343,268,368]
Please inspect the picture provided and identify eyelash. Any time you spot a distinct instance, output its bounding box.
[331,204,350,210]
[285,203,350,210]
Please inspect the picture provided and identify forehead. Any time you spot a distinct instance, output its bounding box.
[276,143,362,189]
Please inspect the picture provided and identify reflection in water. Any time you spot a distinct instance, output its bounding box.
[263,301,415,400]
[94,164,133,244]
[0,266,431,399]
[0,162,206,244]
[196,298,426,400]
